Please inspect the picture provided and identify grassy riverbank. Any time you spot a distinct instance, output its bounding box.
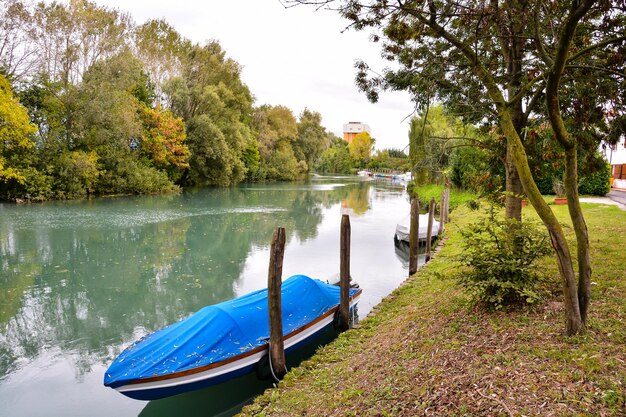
[241,202,625,416]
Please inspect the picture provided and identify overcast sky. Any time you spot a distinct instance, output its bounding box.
[95,0,415,151]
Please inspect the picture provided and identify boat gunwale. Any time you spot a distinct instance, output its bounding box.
[121,289,362,387]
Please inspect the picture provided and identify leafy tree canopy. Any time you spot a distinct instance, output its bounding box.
[0,0,337,199]
[349,131,372,168]
[294,108,328,169]
[0,73,37,184]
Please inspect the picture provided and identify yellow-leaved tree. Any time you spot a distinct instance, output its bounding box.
[0,73,37,184]
[348,131,372,168]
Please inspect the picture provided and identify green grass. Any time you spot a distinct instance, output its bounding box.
[409,183,478,211]
[240,201,626,417]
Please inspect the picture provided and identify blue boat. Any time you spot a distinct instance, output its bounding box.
[104,275,361,400]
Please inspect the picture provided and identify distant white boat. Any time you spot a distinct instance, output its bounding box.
[399,172,413,182]
[395,214,440,242]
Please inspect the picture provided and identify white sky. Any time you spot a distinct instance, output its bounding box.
[95,0,415,151]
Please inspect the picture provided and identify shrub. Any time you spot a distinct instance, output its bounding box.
[466,199,480,211]
[457,206,552,309]
[552,179,565,197]
[54,151,101,199]
[532,161,610,196]
[450,145,493,192]
[578,163,610,196]
[535,176,554,195]
[96,157,178,195]
[0,167,54,201]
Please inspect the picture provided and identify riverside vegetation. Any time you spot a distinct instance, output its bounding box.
[1,0,415,202]
[241,201,625,416]
[0,0,342,201]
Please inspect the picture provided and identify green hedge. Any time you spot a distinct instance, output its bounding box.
[531,162,610,197]
[578,164,611,196]
[535,176,555,195]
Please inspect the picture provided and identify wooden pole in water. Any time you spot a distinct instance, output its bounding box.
[267,227,287,379]
[426,197,436,261]
[409,198,420,275]
[339,214,351,331]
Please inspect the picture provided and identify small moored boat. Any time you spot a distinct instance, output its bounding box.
[395,214,441,243]
[104,275,361,400]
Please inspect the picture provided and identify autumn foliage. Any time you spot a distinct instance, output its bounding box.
[139,105,190,171]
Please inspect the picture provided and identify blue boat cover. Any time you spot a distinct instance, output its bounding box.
[104,275,356,388]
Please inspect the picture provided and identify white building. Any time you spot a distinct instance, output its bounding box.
[342,122,371,144]
[603,139,626,189]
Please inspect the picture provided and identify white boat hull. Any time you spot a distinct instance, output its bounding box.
[395,214,440,242]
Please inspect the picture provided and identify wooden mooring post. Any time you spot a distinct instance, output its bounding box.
[267,227,287,380]
[338,214,351,331]
[409,198,420,275]
[444,187,450,223]
[439,189,446,236]
[426,197,436,261]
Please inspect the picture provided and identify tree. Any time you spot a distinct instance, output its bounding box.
[450,144,497,192]
[28,0,130,87]
[294,108,328,170]
[253,105,304,180]
[408,104,504,191]
[289,0,626,335]
[134,19,189,103]
[316,142,354,174]
[0,0,36,80]
[368,148,409,171]
[0,73,37,186]
[387,148,407,158]
[349,131,372,168]
[241,138,261,180]
[138,104,190,181]
[3,0,343,197]
[74,51,147,151]
[408,105,460,184]
[0,0,131,86]
[165,42,253,186]
[73,50,178,195]
[18,75,69,158]
[54,150,100,198]
[185,114,244,186]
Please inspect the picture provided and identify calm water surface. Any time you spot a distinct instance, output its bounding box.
[0,176,424,417]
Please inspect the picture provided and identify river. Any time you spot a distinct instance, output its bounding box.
[0,176,425,417]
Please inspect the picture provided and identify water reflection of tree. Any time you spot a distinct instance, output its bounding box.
[0,217,193,377]
[341,182,370,216]
[0,179,364,381]
[0,244,39,377]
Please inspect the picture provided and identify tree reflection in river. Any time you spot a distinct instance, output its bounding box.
[0,179,356,381]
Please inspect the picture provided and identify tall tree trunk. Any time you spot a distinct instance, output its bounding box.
[499,110,584,335]
[505,140,523,221]
[504,0,588,331]
[544,0,596,328]
[504,10,525,222]
[564,147,591,322]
